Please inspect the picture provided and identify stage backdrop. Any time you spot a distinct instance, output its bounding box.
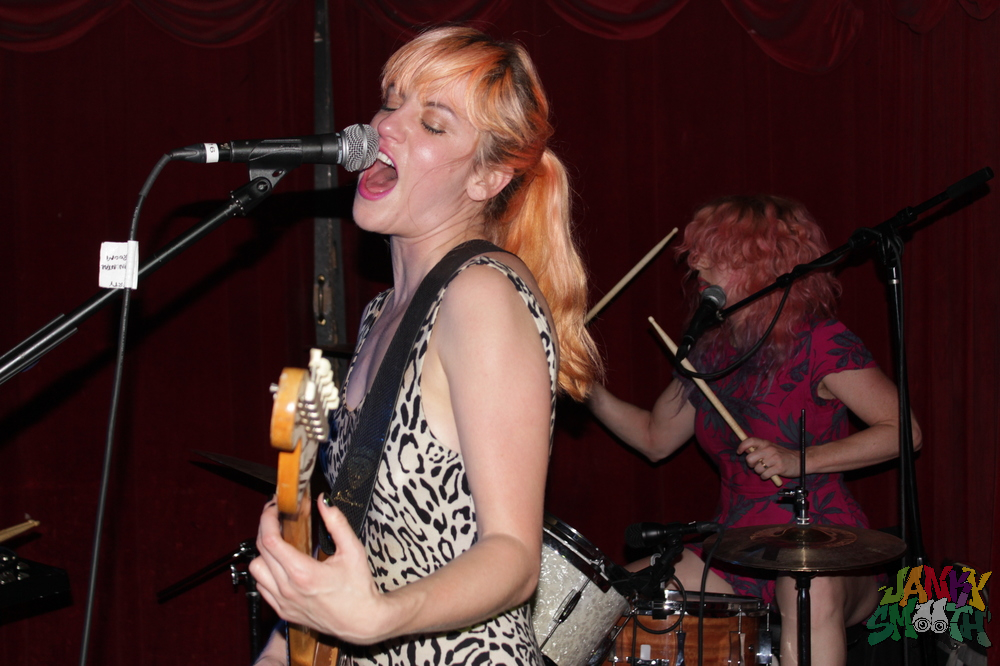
[1,1,997,664]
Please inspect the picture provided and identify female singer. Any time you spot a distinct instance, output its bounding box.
[249,26,600,665]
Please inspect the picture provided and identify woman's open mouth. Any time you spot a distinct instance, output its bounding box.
[358,151,397,200]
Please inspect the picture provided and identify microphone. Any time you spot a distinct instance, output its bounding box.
[625,521,719,548]
[170,123,379,173]
[675,285,726,362]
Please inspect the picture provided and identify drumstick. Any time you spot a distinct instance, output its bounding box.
[648,316,783,487]
[586,229,678,323]
[0,517,40,544]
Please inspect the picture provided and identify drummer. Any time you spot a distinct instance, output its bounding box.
[587,195,921,666]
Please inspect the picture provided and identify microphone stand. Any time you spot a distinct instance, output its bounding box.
[713,167,993,343]
[678,167,993,666]
[0,168,287,386]
[2,161,291,665]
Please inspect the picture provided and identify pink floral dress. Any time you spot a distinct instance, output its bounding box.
[685,318,876,603]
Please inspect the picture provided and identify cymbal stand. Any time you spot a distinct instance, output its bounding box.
[231,558,264,658]
[156,539,263,657]
[776,409,812,666]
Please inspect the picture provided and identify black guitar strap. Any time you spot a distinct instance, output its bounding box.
[325,239,506,544]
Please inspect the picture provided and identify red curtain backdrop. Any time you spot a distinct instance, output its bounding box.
[892,0,1000,31]
[0,0,299,50]
[1,1,998,664]
[7,1,994,66]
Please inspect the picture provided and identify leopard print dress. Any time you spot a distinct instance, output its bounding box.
[322,256,557,665]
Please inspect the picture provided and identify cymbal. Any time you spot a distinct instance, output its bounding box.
[193,450,330,497]
[193,450,276,495]
[703,524,907,573]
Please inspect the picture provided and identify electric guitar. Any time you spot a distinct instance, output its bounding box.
[269,348,340,666]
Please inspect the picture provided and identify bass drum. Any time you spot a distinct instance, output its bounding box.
[607,591,774,665]
[531,514,629,666]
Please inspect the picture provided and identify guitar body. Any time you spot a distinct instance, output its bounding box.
[270,350,341,666]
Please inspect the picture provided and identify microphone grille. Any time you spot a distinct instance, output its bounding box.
[624,523,645,549]
[702,285,727,308]
[341,123,379,172]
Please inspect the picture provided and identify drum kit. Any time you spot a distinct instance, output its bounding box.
[531,513,906,666]
[532,514,775,666]
[532,414,907,666]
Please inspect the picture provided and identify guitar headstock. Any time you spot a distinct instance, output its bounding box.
[270,349,339,515]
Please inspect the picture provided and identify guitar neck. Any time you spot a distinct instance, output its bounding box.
[280,485,313,556]
[270,350,340,666]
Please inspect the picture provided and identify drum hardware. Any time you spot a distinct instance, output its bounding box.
[625,519,730,665]
[703,412,906,666]
[532,514,631,666]
[0,546,71,622]
[156,539,265,656]
[627,544,684,602]
[607,591,773,666]
[620,601,685,666]
[538,587,584,652]
[0,519,71,623]
[755,615,773,666]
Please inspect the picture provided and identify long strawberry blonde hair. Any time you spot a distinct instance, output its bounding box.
[382,26,601,400]
[676,195,841,373]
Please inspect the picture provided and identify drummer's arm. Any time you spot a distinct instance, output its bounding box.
[587,379,695,462]
[804,367,922,474]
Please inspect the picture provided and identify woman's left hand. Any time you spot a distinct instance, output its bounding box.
[737,437,801,482]
[249,496,391,645]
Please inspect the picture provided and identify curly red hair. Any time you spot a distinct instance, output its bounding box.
[676,195,841,371]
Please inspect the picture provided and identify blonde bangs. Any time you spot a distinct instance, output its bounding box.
[381,29,543,173]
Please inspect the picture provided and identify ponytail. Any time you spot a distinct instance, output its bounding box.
[488,149,601,401]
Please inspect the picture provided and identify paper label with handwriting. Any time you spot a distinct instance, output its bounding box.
[98,241,139,289]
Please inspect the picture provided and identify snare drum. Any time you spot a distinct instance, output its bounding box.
[607,591,773,665]
[532,514,629,666]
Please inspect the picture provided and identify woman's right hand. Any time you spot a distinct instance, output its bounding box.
[250,495,391,644]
